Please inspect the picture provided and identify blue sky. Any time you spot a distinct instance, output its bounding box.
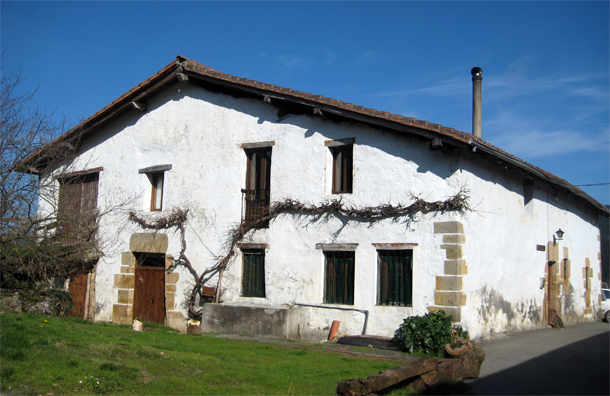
[2,1,609,204]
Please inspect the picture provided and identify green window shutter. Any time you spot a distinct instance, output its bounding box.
[377,250,412,306]
[324,251,355,305]
[242,249,265,298]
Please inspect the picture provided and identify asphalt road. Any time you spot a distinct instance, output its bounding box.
[467,321,609,395]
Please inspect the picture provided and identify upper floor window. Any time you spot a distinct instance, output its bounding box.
[139,164,172,212]
[241,142,274,228]
[57,169,101,244]
[150,173,164,211]
[326,138,354,194]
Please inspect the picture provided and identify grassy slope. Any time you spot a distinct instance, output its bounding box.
[0,312,412,395]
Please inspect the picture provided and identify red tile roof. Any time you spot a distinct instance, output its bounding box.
[21,56,609,215]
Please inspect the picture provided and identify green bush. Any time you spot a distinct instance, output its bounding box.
[392,310,468,357]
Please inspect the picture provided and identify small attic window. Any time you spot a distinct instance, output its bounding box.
[325,138,355,194]
[139,164,172,212]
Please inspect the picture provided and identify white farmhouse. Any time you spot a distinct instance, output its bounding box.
[25,56,608,340]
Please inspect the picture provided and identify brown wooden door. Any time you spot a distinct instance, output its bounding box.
[68,273,88,318]
[133,266,165,324]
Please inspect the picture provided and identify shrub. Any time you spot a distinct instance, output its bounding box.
[392,310,468,357]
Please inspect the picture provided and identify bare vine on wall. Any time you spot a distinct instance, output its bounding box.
[128,189,470,320]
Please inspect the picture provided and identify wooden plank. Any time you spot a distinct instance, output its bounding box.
[337,335,397,350]
[337,358,437,395]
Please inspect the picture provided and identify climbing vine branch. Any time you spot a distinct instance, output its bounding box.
[128,189,470,320]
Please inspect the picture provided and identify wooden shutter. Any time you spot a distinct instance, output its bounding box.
[324,251,355,305]
[332,145,353,194]
[377,250,412,306]
[58,173,99,244]
[242,249,265,297]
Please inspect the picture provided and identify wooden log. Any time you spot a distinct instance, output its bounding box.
[444,340,486,379]
[411,359,462,393]
[337,358,437,395]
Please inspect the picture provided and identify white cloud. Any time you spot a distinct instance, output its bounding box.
[486,110,609,159]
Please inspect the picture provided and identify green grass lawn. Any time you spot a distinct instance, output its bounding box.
[0,312,413,395]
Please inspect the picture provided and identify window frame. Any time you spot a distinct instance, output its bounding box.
[323,250,355,305]
[376,249,413,307]
[331,144,353,194]
[139,164,171,212]
[242,145,273,227]
[241,249,266,298]
[150,172,164,212]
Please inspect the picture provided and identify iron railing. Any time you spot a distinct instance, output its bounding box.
[242,189,270,228]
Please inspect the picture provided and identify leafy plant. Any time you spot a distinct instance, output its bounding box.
[392,310,468,357]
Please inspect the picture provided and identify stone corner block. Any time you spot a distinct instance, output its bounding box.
[112,304,132,325]
[427,306,462,322]
[120,266,135,274]
[117,289,134,304]
[166,311,187,333]
[114,274,135,289]
[130,233,168,253]
[121,251,136,266]
[434,221,464,234]
[443,234,466,244]
[436,276,463,291]
[435,291,467,307]
[165,255,174,269]
[441,245,463,259]
[445,260,468,275]
[166,272,179,285]
[547,242,559,262]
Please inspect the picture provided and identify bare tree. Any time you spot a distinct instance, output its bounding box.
[0,71,99,297]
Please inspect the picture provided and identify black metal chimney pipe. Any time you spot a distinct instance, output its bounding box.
[471,67,482,138]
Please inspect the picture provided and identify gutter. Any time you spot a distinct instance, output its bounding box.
[468,139,610,216]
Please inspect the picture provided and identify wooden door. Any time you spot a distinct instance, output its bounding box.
[133,266,165,324]
[547,260,562,326]
[68,273,88,318]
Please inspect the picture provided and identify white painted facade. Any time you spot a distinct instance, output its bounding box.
[37,65,605,341]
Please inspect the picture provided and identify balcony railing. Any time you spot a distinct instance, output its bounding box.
[242,189,270,228]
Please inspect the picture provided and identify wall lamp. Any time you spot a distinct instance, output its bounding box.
[553,229,565,244]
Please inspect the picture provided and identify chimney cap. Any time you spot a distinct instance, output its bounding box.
[471,67,483,76]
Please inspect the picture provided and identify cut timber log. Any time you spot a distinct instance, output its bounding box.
[336,358,437,396]
[444,340,486,379]
[411,359,462,393]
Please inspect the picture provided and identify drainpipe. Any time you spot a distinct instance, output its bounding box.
[471,67,483,138]
[288,302,369,335]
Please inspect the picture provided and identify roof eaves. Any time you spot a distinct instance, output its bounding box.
[21,59,182,173]
[469,139,609,215]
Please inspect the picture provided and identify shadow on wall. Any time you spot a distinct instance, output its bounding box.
[468,331,609,395]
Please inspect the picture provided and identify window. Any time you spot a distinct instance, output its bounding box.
[243,146,272,227]
[377,250,413,306]
[58,171,100,244]
[150,172,164,211]
[242,249,266,298]
[139,165,171,212]
[331,144,353,194]
[324,251,355,305]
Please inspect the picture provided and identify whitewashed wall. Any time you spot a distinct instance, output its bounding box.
[39,80,603,339]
